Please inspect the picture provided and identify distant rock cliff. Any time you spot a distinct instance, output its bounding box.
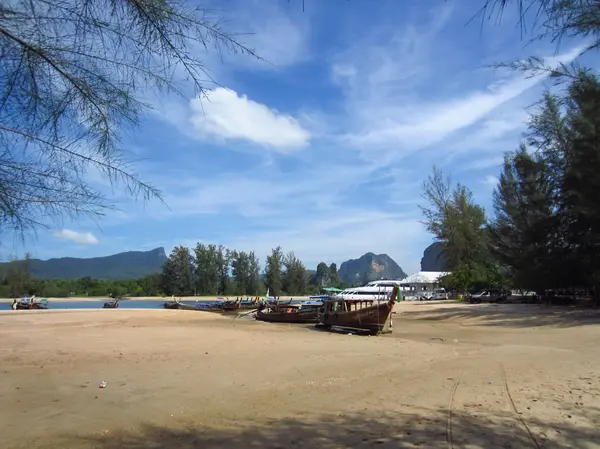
[420,243,448,271]
[339,253,407,285]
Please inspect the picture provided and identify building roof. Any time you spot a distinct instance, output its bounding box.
[401,271,450,284]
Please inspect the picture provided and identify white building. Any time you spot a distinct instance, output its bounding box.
[400,271,450,299]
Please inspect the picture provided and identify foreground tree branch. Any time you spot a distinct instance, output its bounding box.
[0,0,260,236]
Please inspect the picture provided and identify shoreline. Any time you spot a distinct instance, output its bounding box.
[0,295,311,303]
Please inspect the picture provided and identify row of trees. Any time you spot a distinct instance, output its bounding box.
[0,245,350,298]
[490,71,600,294]
[160,243,348,297]
[0,270,162,299]
[421,71,600,298]
[419,0,600,298]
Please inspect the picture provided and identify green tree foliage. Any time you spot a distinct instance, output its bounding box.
[282,251,308,295]
[440,262,507,293]
[194,244,217,295]
[489,72,600,295]
[0,0,257,233]
[231,250,261,295]
[161,246,195,296]
[0,268,162,298]
[215,246,230,296]
[420,167,488,270]
[489,147,557,291]
[264,246,284,296]
[0,253,33,297]
[247,251,262,295]
[561,73,600,288]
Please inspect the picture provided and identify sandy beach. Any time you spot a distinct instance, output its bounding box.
[1,301,599,449]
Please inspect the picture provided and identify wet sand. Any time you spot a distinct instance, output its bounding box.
[1,301,600,449]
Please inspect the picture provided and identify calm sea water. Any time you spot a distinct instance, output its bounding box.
[0,300,198,311]
[0,298,312,311]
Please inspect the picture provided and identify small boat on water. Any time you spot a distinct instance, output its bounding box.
[103,295,124,308]
[163,298,223,311]
[14,297,49,310]
[316,285,400,334]
[163,300,181,309]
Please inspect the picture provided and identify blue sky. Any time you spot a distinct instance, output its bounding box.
[3,0,589,274]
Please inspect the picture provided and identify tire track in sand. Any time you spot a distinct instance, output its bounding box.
[501,363,541,449]
[446,379,459,449]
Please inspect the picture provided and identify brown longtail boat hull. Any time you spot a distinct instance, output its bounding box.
[317,302,393,333]
[221,303,259,312]
[255,309,318,324]
[316,285,398,334]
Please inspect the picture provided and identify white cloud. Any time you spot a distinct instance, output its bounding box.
[188,88,310,151]
[484,175,500,188]
[54,229,99,245]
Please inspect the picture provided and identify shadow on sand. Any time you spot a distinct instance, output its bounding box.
[401,302,600,328]
[50,406,599,449]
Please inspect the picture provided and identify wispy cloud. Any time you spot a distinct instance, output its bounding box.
[148,158,387,220]
[54,229,99,245]
[223,211,428,274]
[336,46,582,156]
[224,0,310,69]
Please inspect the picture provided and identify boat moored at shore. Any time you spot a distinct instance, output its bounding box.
[317,285,400,334]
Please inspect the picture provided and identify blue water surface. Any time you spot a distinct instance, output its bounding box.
[0,300,199,311]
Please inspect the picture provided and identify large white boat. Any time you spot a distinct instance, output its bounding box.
[335,279,407,301]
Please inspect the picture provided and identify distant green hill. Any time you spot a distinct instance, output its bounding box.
[338,252,407,285]
[0,247,167,280]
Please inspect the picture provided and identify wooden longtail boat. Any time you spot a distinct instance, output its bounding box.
[103,296,123,308]
[163,301,206,311]
[255,308,319,323]
[220,300,240,312]
[255,298,325,324]
[15,297,49,310]
[221,299,260,312]
[316,285,400,334]
[163,300,225,312]
[255,304,315,323]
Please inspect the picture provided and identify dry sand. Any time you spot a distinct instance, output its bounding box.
[1,301,599,449]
